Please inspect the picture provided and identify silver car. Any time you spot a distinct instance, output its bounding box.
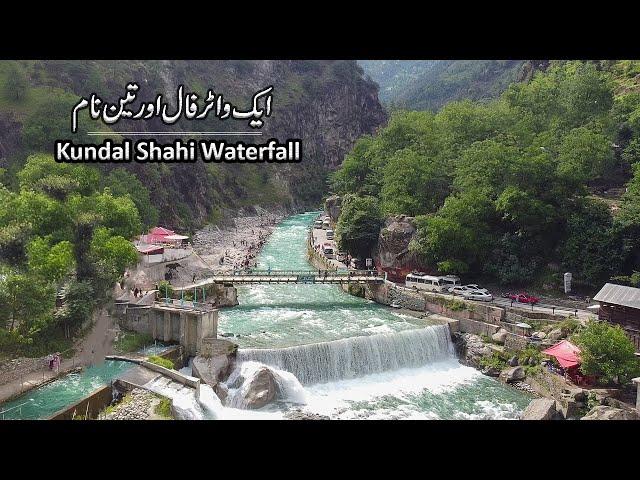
[463,290,493,302]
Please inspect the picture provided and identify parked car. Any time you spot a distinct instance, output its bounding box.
[506,292,540,304]
[463,290,494,302]
[326,229,335,240]
[449,285,472,295]
[463,284,490,294]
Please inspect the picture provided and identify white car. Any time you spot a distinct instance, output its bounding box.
[449,285,472,295]
[463,290,494,302]
[464,284,490,294]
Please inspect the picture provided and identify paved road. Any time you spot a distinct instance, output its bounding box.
[310,226,348,270]
[310,220,594,320]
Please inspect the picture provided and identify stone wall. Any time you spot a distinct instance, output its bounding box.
[49,385,113,420]
[457,318,501,337]
[157,345,186,370]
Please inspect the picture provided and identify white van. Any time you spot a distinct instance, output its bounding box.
[326,229,334,240]
[322,219,331,230]
[405,274,460,293]
[314,220,323,229]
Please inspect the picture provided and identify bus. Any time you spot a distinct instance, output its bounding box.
[405,273,460,293]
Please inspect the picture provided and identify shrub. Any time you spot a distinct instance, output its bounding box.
[573,321,640,384]
[154,396,173,418]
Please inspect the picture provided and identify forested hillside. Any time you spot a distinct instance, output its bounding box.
[0,60,385,230]
[332,60,640,291]
[360,60,548,110]
[0,60,385,355]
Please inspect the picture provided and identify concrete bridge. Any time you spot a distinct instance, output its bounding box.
[174,269,386,290]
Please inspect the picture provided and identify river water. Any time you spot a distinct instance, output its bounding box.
[217,212,531,420]
[2,212,530,421]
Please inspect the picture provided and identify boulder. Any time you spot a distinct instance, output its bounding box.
[581,405,640,420]
[491,328,509,345]
[520,398,558,420]
[531,331,547,340]
[456,333,493,368]
[556,398,582,419]
[482,366,501,377]
[500,366,526,383]
[325,195,342,224]
[546,328,563,342]
[507,356,519,367]
[241,367,279,409]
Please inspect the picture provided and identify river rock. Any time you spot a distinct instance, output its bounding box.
[581,405,640,420]
[520,398,558,420]
[491,328,508,345]
[500,366,526,383]
[285,409,330,420]
[556,398,582,419]
[507,356,519,367]
[241,366,279,409]
[546,328,563,342]
[482,366,501,377]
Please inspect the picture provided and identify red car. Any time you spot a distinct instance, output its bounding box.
[507,292,540,304]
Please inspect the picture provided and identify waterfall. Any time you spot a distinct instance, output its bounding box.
[237,325,454,385]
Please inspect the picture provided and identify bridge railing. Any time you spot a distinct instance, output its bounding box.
[203,269,383,277]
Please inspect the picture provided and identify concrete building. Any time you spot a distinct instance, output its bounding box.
[117,301,218,356]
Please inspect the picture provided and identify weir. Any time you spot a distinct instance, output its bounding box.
[237,325,454,385]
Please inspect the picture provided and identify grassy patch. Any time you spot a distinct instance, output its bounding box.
[154,396,173,419]
[113,332,154,354]
[147,355,174,370]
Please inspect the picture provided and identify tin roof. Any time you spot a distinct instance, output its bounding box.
[593,283,640,309]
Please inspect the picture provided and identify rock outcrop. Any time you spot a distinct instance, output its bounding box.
[454,333,493,369]
[500,366,526,383]
[374,215,423,282]
[325,195,342,224]
[520,398,559,420]
[581,405,640,420]
[240,366,279,410]
[191,339,238,389]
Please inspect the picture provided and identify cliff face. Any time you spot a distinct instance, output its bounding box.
[0,60,386,229]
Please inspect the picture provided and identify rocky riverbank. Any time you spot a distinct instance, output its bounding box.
[101,388,172,420]
[192,209,286,271]
[453,332,639,420]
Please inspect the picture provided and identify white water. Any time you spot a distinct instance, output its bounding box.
[224,361,308,409]
[237,326,454,385]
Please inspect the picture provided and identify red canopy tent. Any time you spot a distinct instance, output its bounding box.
[542,340,581,369]
[144,227,175,244]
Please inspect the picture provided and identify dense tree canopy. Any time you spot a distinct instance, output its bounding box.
[331,61,640,288]
[0,155,140,350]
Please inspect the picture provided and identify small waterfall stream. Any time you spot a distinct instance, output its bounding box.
[237,325,454,385]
